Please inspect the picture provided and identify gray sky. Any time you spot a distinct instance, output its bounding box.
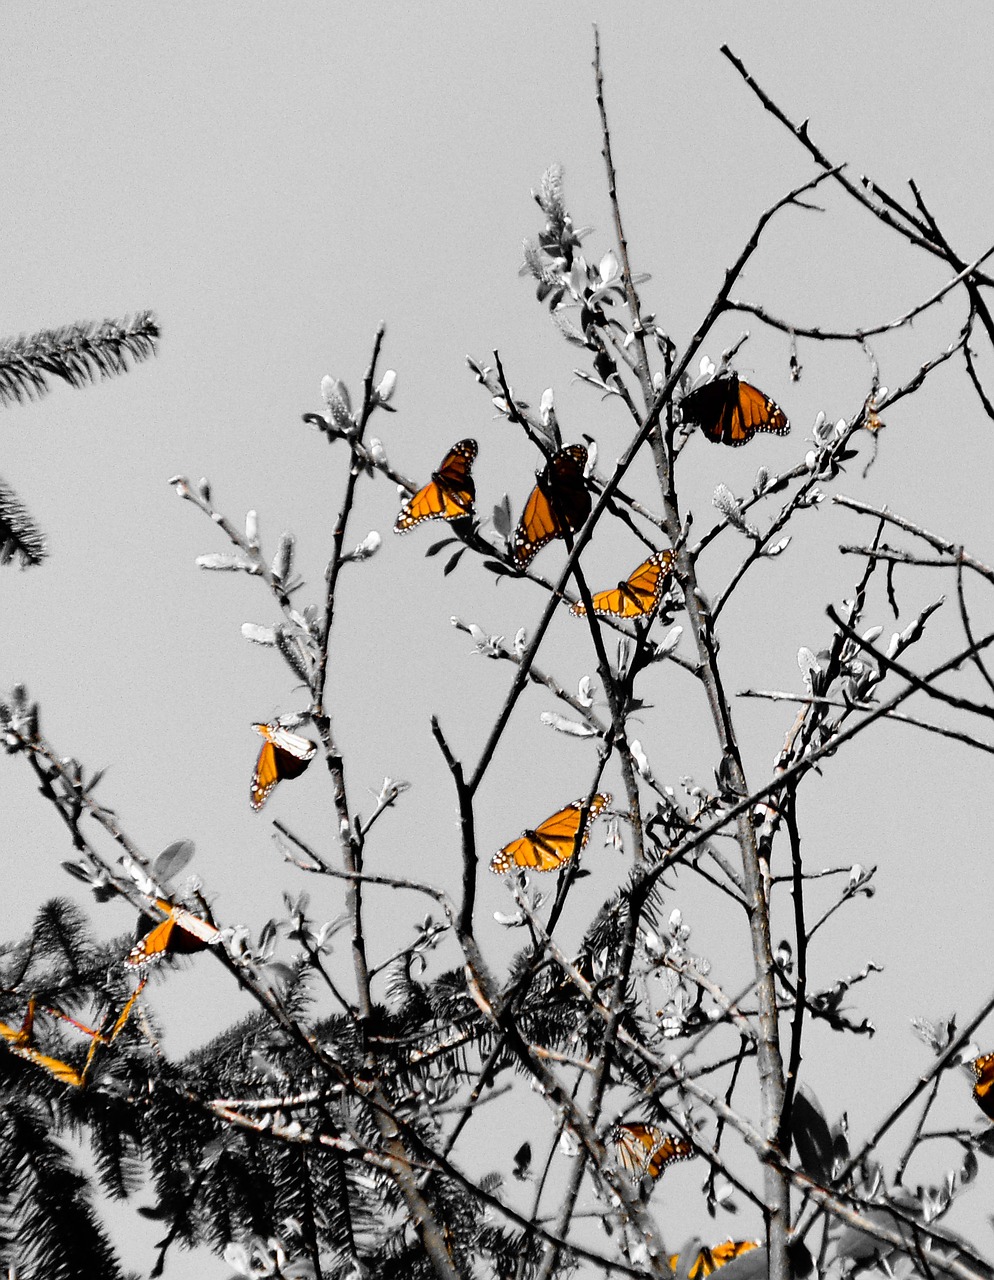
[3,4,994,1275]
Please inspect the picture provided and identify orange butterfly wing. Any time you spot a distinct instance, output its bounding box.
[669,1241,760,1277]
[4,1042,85,1086]
[612,1123,695,1180]
[395,439,478,532]
[0,1000,86,1087]
[571,550,675,619]
[973,1052,994,1119]
[681,375,789,447]
[490,793,610,874]
[250,722,317,811]
[645,1133,696,1179]
[126,898,219,968]
[512,445,590,566]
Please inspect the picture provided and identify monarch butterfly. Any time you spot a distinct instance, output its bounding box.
[0,985,144,1087]
[571,550,675,619]
[680,374,789,448]
[512,444,590,567]
[394,439,478,533]
[125,898,220,968]
[669,1241,761,1278]
[489,794,610,875]
[611,1123,696,1180]
[972,1052,994,1119]
[251,721,318,811]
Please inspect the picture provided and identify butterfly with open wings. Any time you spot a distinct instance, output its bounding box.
[571,549,675,619]
[680,374,789,448]
[394,439,478,533]
[489,794,610,875]
[611,1122,696,1181]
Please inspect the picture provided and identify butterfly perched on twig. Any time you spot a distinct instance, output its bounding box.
[511,444,590,567]
[125,898,220,968]
[250,721,318,811]
[394,439,478,533]
[489,794,610,875]
[611,1122,696,1181]
[571,549,675,619]
[680,374,789,448]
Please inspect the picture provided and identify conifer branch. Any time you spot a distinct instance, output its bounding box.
[0,312,159,407]
[0,474,48,567]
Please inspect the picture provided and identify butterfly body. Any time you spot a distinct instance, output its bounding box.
[571,549,675,619]
[512,444,590,567]
[394,439,478,532]
[612,1123,696,1180]
[680,375,788,447]
[126,898,220,968]
[489,793,610,875]
[251,721,318,811]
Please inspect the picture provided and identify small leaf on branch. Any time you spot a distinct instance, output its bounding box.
[492,495,512,539]
[792,1085,835,1185]
[482,558,517,578]
[426,537,460,558]
[374,369,396,404]
[197,553,256,572]
[153,839,196,883]
[242,623,276,646]
[272,532,295,582]
[346,530,381,562]
[540,711,594,737]
[443,548,465,576]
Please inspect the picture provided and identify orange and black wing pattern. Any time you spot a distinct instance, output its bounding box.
[489,793,610,875]
[612,1123,696,1180]
[512,444,590,567]
[571,549,675,619]
[972,1052,994,1119]
[395,439,478,533]
[669,1241,761,1278]
[0,989,144,1088]
[126,898,220,968]
[251,722,318,811]
[680,375,789,448]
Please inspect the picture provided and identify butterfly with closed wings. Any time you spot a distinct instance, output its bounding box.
[512,444,590,567]
[394,439,478,533]
[680,374,789,448]
[571,549,675,619]
[251,721,318,811]
[489,794,610,875]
